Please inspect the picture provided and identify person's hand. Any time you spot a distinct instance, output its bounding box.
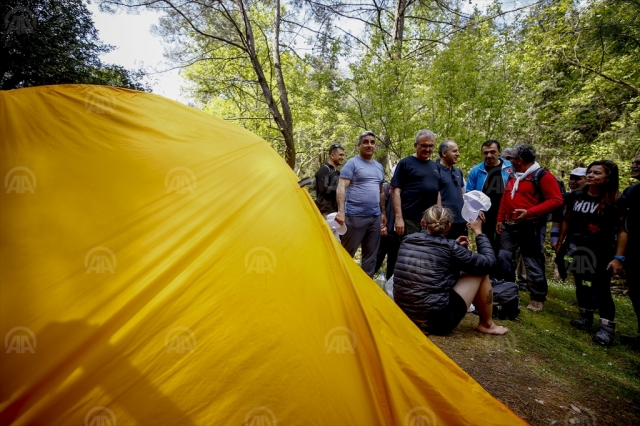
[456,236,469,248]
[381,226,388,237]
[513,209,529,222]
[496,222,503,235]
[380,214,387,236]
[477,210,486,222]
[551,242,558,252]
[468,218,483,235]
[607,259,623,275]
[335,211,345,226]
[395,217,405,236]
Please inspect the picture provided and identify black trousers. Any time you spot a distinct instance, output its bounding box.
[482,216,501,256]
[498,220,548,302]
[375,234,401,278]
[573,254,615,321]
[447,222,468,241]
[341,215,381,277]
[627,247,640,333]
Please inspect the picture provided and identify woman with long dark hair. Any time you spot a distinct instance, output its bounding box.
[557,160,628,346]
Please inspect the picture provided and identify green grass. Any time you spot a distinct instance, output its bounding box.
[516,279,640,403]
[431,277,640,425]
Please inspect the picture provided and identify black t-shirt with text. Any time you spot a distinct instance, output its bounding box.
[566,190,619,255]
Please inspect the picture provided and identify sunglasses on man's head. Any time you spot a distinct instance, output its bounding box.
[451,169,459,186]
[329,144,342,151]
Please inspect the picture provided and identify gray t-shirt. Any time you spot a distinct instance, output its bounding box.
[340,156,384,216]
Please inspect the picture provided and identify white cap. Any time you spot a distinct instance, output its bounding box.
[326,212,348,235]
[570,167,587,177]
[461,191,492,222]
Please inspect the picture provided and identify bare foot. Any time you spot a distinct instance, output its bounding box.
[476,322,509,335]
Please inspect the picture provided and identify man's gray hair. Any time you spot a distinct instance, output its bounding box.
[439,140,455,157]
[513,144,536,163]
[358,130,376,144]
[501,147,515,156]
[415,130,436,143]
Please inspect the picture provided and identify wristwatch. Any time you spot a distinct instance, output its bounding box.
[613,255,626,262]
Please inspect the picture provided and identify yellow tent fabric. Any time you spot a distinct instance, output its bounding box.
[0,85,525,425]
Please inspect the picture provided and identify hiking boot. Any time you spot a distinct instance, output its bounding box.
[526,301,543,312]
[570,308,593,331]
[592,318,615,347]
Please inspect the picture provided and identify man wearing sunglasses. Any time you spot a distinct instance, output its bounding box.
[390,130,443,237]
[620,154,640,350]
[315,143,345,216]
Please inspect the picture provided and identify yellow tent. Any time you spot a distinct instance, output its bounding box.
[0,85,524,425]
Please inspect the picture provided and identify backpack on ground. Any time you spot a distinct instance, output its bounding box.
[491,279,520,320]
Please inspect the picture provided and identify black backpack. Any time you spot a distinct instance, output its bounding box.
[491,279,520,320]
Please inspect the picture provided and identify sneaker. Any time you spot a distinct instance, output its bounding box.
[527,301,544,312]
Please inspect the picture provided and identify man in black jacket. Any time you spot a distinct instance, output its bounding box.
[315,143,344,215]
[620,154,640,350]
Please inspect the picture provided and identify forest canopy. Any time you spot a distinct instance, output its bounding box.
[43,0,640,179]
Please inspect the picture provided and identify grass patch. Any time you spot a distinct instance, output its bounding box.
[429,279,640,425]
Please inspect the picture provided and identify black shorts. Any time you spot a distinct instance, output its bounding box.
[425,290,468,335]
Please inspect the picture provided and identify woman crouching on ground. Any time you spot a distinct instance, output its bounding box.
[393,205,508,336]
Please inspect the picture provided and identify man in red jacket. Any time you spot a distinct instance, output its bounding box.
[496,144,563,311]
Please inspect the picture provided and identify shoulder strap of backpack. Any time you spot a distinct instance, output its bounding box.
[530,168,548,200]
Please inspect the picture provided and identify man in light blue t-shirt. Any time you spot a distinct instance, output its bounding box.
[336,131,387,277]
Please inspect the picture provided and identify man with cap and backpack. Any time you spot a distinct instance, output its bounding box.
[496,144,563,312]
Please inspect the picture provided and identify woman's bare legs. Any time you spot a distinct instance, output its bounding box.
[453,273,508,335]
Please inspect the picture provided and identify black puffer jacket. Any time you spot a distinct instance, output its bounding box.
[393,231,496,322]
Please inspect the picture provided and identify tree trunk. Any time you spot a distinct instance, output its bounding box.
[272,0,296,169]
[392,0,407,55]
[236,0,296,169]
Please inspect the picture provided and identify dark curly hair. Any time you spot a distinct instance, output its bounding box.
[586,160,619,213]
